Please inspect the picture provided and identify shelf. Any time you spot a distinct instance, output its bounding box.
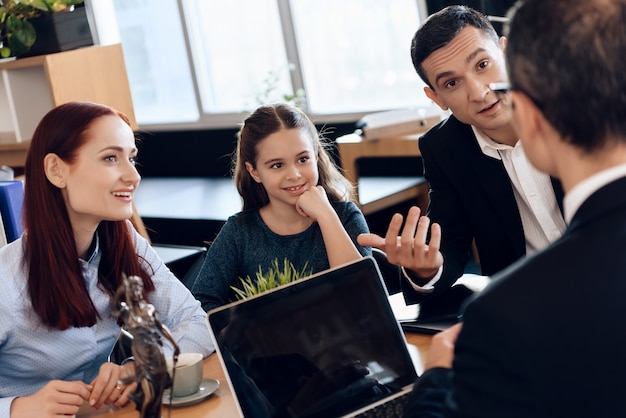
[0,142,30,167]
[0,44,136,167]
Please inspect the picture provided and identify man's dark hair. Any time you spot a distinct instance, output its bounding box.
[410,5,499,88]
[506,0,626,151]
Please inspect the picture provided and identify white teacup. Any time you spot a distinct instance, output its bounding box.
[166,352,204,397]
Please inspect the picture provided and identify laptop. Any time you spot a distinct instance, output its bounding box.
[207,256,419,418]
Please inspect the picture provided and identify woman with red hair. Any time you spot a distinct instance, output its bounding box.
[0,102,213,417]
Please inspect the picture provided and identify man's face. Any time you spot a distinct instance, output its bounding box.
[422,26,511,134]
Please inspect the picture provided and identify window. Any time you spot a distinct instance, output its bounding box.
[290,0,425,114]
[112,0,198,125]
[183,0,290,114]
[108,0,430,129]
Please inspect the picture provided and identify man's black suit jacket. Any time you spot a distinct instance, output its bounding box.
[405,176,626,418]
[401,115,564,305]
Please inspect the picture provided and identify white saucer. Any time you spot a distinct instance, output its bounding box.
[162,378,220,407]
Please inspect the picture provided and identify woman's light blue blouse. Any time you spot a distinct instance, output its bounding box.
[0,226,214,415]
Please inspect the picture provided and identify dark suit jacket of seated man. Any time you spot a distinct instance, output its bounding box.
[402,114,564,307]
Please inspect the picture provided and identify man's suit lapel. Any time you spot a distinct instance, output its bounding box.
[459,123,525,255]
[551,177,565,215]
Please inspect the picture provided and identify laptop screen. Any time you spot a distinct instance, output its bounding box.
[208,257,418,418]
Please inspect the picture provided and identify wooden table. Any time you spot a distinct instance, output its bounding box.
[82,333,432,417]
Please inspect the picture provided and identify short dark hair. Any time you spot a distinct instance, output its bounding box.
[410,5,499,88]
[506,0,626,151]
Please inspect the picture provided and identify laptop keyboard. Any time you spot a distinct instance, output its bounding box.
[355,392,410,418]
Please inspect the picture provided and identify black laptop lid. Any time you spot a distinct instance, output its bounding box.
[207,256,418,418]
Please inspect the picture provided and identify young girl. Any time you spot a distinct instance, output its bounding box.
[0,102,213,417]
[192,103,371,312]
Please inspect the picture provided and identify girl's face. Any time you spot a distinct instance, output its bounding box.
[59,115,140,233]
[245,128,318,209]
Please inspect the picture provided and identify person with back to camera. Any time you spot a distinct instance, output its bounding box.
[358,5,566,314]
[192,103,371,313]
[0,101,214,418]
[404,0,626,416]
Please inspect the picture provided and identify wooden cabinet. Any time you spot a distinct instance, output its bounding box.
[335,115,440,214]
[0,44,136,167]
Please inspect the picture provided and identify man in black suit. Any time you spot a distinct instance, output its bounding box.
[359,5,566,307]
[405,0,626,416]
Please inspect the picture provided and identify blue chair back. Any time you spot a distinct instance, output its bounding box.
[0,181,25,243]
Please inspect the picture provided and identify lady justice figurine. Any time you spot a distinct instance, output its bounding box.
[114,274,181,418]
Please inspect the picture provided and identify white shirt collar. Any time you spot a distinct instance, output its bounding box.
[564,163,626,223]
[471,125,517,159]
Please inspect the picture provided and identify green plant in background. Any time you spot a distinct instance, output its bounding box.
[231,258,312,301]
[255,63,307,109]
[0,0,84,58]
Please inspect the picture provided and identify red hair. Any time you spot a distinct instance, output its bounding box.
[23,102,155,330]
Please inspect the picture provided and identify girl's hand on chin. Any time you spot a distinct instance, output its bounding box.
[295,186,331,220]
[295,205,310,218]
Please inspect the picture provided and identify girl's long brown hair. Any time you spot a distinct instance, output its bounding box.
[23,102,154,330]
[234,103,354,211]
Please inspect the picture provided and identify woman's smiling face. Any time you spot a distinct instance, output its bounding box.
[59,115,141,232]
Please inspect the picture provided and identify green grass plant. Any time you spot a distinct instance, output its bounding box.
[231,258,311,301]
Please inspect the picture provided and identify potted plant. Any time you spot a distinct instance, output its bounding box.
[0,0,85,58]
[231,258,312,301]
